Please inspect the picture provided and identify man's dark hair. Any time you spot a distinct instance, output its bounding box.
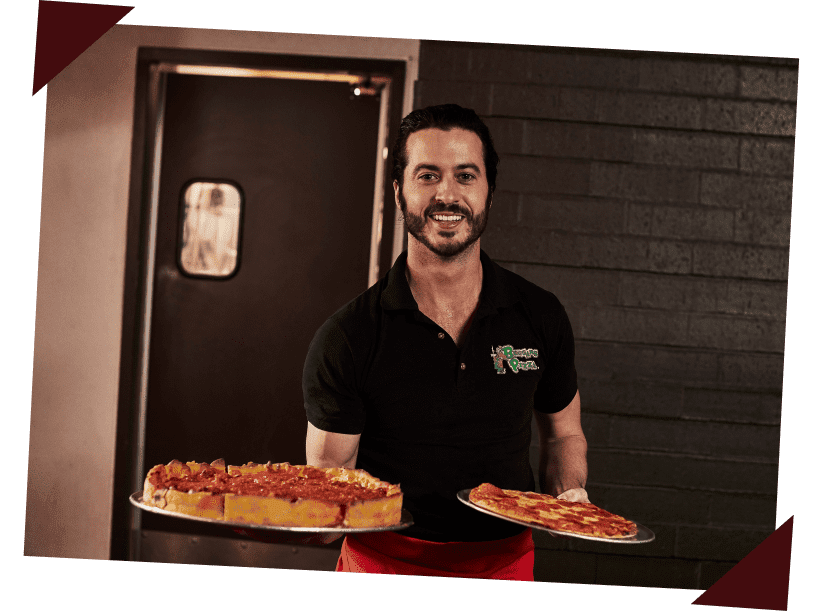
[391,104,499,192]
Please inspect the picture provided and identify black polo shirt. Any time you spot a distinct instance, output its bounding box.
[303,250,578,542]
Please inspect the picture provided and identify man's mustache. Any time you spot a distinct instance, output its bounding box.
[423,203,472,217]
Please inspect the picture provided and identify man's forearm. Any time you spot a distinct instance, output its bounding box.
[305,422,360,469]
[538,434,588,496]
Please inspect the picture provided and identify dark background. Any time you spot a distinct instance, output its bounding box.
[416,40,795,589]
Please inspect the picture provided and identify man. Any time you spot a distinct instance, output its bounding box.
[303,104,588,579]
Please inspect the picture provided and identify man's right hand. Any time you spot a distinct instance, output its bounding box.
[231,527,344,546]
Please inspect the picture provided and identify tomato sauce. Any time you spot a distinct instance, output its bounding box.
[149,463,391,502]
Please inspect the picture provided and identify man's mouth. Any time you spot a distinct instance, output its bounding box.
[429,213,464,228]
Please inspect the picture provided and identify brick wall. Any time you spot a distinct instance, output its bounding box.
[416,41,796,589]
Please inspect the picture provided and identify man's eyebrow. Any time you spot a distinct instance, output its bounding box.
[410,163,482,174]
[411,163,440,174]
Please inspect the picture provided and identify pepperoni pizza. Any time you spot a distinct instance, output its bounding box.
[469,483,637,539]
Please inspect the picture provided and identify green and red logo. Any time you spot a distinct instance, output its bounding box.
[491,345,539,374]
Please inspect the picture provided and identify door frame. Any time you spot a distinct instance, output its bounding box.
[110,47,408,561]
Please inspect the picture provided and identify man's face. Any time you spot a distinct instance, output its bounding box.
[209,188,224,213]
[395,127,492,259]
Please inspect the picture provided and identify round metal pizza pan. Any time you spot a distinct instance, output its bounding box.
[130,491,413,533]
[457,489,655,544]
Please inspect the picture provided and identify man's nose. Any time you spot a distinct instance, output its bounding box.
[434,177,459,203]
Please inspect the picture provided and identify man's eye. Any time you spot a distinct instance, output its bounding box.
[458,173,476,181]
[419,173,437,181]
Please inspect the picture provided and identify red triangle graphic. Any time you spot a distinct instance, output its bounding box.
[693,516,793,610]
[32,0,134,95]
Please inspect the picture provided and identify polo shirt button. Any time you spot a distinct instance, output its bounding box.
[438,332,445,339]
[460,363,466,370]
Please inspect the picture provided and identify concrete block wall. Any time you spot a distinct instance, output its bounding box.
[416,41,795,589]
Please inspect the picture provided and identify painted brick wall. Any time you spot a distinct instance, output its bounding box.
[416,41,796,590]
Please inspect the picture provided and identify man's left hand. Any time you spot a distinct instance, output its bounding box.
[557,488,590,503]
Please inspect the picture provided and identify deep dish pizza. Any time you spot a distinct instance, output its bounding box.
[469,483,637,538]
[143,459,403,528]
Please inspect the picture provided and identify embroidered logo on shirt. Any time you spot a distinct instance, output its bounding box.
[491,345,539,374]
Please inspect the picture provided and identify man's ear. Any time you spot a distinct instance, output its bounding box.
[393,180,401,210]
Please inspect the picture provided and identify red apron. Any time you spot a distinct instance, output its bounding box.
[336,528,534,580]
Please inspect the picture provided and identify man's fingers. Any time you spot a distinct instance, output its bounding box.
[557,487,590,503]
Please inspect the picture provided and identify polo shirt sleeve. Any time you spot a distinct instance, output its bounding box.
[302,317,366,434]
[533,300,578,414]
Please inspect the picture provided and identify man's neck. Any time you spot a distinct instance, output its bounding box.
[405,237,483,308]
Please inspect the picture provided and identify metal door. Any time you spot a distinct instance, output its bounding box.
[131,61,393,559]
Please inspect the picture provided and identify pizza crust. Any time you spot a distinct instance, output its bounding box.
[224,494,341,527]
[163,489,225,520]
[345,495,405,528]
[142,460,403,529]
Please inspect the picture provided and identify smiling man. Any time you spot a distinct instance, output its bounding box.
[303,104,587,579]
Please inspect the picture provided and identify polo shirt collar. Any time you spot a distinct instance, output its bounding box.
[478,249,522,314]
[379,251,419,311]
[379,249,521,315]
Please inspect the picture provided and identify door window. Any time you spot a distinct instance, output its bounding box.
[179,181,242,277]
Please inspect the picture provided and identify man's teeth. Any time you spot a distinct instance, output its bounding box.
[432,214,463,221]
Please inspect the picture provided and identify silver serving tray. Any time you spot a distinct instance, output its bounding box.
[130,491,413,533]
[457,489,655,544]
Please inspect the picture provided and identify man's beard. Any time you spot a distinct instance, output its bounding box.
[399,190,492,259]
